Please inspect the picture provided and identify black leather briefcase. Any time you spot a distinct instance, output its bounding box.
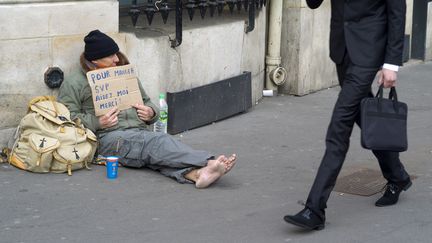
[360,85,408,152]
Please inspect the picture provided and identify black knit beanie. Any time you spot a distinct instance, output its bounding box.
[84,30,119,61]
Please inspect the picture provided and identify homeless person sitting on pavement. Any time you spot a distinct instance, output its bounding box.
[58,30,236,188]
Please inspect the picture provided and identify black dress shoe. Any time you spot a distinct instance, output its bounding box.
[283,208,325,230]
[375,180,412,207]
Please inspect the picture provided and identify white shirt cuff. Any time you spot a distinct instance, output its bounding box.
[383,63,399,72]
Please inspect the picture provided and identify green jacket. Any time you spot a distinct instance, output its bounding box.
[58,52,159,134]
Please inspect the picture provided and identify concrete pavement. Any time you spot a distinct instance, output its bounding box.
[1,62,431,243]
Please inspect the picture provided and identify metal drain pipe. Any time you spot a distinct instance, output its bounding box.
[265,0,287,94]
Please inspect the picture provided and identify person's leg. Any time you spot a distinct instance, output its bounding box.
[98,129,213,168]
[372,149,412,206]
[305,61,380,218]
[372,151,410,185]
[98,129,236,187]
[285,55,355,230]
[146,154,236,184]
[183,155,237,188]
[144,131,236,187]
[98,129,148,168]
[285,58,381,229]
[343,60,411,206]
[354,110,411,186]
[345,67,411,188]
[349,76,411,204]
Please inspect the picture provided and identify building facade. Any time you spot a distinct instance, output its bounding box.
[0,0,266,146]
[0,0,430,147]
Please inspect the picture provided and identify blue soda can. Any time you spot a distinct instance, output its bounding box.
[106,156,119,179]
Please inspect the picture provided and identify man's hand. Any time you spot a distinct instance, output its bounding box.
[99,108,120,129]
[132,103,155,122]
[377,68,398,88]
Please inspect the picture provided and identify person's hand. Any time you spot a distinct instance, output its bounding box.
[377,68,397,88]
[98,108,120,129]
[132,103,155,122]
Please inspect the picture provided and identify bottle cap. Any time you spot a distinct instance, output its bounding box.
[159,93,165,99]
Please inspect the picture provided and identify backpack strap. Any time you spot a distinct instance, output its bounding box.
[28,96,56,110]
[28,96,62,119]
[30,99,72,125]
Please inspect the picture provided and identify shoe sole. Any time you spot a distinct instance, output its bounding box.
[283,216,325,231]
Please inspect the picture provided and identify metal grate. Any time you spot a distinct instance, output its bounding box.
[122,0,266,47]
[334,168,390,196]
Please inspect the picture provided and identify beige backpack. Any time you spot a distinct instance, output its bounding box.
[9,96,97,175]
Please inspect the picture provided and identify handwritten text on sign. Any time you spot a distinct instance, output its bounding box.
[86,64,143,116]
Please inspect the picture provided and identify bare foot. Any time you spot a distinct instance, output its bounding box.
[222,154,236,173]
[195,154,237,189]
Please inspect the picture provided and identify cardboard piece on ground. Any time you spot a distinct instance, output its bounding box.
[86,64,143,116]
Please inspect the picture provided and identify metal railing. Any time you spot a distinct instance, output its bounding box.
[125,0,266,47]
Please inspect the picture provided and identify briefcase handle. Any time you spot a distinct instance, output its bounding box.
[375,85,400,112]
[389,86,398,101]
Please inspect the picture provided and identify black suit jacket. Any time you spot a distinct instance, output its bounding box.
[306,0,406,67]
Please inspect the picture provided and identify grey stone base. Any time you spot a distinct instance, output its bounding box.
[0,128,16,149]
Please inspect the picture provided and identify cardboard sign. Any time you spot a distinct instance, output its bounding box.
[86,64,143,116]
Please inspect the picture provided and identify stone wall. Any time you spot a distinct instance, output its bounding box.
[406,0,414,35]
[426,2,432,61]
[0,0,118,146]
[0,0,266,147]
[280,0,337,96]
[119,11,266,105]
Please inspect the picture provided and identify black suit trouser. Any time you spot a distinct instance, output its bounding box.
[305,52,410,218]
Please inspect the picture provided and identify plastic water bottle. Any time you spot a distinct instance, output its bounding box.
[154,93,168,133]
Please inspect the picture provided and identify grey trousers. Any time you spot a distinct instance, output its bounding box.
[98,128,214,183]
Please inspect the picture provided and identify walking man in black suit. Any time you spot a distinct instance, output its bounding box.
[284,0,412,230]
